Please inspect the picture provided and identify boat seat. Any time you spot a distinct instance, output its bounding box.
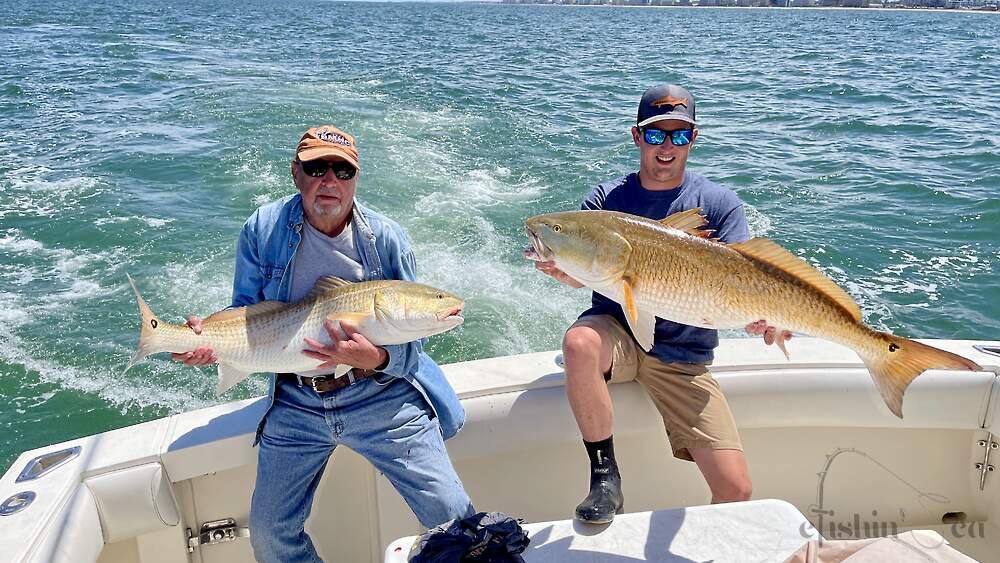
[718,367,995,430]
[447,367,995,462]
[83,462,180,543]
[445,342,999,441]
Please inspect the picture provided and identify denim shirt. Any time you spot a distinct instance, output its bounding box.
[234,194,465,440]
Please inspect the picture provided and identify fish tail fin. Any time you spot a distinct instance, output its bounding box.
[125,274,165,372]
[863,332,983,418]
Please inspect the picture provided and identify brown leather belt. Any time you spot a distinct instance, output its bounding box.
[277,368,380,394]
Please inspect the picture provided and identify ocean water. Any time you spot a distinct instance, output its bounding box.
[1,0,997,474]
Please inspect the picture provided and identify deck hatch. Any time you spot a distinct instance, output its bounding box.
[16,446,81,483]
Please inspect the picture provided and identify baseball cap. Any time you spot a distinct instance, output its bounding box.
[636,84,696,128]
[295,126,360,169]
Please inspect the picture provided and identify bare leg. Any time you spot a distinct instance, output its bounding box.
[688,448,753,504]
[562,323,615,441]
[563,322,624,523]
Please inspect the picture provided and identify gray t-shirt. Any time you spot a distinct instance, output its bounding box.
[288,218,365,303]
[580,170,751,364]
[288,218,365,377]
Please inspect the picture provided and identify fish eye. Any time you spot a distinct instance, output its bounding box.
[436,292,444,299]
[552,224,562,233]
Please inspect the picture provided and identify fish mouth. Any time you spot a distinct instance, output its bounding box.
[524,226,553,262]
[437,304,465,323]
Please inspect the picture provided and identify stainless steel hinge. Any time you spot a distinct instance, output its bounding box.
[975,432,997,491]
[187,518,250,552]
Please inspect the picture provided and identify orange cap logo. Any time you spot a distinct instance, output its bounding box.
[651,95,689,109]
[314,130,352,146]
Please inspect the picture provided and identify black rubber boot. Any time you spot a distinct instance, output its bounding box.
[575,437,624,524]
[574,476,624,524]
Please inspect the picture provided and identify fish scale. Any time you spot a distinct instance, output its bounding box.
[620,220,860,338]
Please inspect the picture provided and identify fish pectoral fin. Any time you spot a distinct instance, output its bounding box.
[624,309,656,353]
[659,208,713,238]
[325,312,371,328]
[333,364,352,379]
[216,364,253,395]
[620,276,655,351]
[773,326,792,360]
[622,278,638,324]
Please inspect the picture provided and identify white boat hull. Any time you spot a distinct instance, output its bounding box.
[2,338,999,562]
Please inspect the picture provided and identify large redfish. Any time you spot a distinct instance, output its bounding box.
[524,209,981,418]
[125,275,465,393]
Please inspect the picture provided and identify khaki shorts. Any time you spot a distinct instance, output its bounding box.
[572,314,743,462]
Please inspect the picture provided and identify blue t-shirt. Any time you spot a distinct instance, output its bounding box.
[579,170,751,364]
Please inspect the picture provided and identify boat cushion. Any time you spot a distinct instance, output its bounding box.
[83,462,180,543]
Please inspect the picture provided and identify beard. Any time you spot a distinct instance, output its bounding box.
[310,201,342,218]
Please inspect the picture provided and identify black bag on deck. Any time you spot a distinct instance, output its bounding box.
[408,511,530,562]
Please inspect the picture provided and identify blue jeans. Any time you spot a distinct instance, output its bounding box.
[249,375,474,563]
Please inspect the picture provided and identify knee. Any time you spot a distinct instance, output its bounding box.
[562,326,602,365]
[414,484,474,528]
[712,477,753,503]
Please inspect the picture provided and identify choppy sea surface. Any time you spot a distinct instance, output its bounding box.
[1,0,997,473]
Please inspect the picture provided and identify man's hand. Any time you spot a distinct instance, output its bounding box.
[170,316,218,366]
[745,320,792,346]
[302,320,389,371]
[525,249,584,288]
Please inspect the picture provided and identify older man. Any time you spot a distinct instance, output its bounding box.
[176,126,473,562]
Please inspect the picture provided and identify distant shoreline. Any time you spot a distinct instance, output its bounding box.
[495,3,1000,13]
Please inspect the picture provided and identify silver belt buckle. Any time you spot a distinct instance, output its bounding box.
[296,374,327,389]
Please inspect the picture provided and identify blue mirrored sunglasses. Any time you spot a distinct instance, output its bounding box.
[641,127,694,147]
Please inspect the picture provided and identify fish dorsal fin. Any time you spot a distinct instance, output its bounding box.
[306,276,353,299]
[659,208,713,238]
[730,238,862,322]
[245,301,288,316]
[204,301,286,323]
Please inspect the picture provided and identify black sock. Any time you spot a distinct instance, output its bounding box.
[584,436,619,481]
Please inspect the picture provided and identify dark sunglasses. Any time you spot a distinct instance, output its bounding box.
[298,159,357,180]
[640,127,694,147]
